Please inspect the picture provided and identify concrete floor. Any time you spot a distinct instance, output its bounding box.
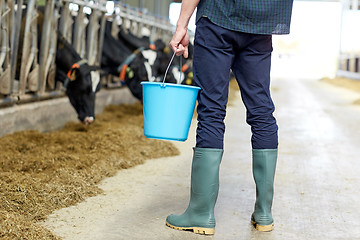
[43,78,360,240]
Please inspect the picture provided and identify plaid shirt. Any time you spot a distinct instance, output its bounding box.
[196,0,294,35]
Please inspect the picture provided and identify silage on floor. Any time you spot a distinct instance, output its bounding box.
[0,102,179,239]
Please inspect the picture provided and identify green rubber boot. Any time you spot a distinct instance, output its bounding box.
[166,147,223,235]
[251,149,278,232]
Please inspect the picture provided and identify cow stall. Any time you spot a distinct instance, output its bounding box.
[0,0,106,107]
[0,0,174,108]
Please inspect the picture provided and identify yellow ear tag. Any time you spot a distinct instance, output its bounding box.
[127,67,134,79]
[186,78,192,85]
[164,46,170,54]
[188,71,193,79]
[70,70,77,81]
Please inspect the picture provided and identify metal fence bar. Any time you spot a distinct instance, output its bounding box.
[39,0,57,94]
[10,0,22,87]
[0,1,12,96]
[337,53,360,80]
[97,10,106,67]
[86,10,99,65]
[58,1,73,42]
[18,0,37,96]
[73,5,86,57]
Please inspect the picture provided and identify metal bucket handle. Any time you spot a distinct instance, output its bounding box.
[162,48,182,86]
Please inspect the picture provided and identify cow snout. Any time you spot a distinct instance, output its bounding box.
[83,116,94,125]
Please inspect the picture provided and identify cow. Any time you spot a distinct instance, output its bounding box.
[117,28,152,52]
[14,5,100,125]
[101,20,151,101]
[55,33,101,125]
[116,27,178,84]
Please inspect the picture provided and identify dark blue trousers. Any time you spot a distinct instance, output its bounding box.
[193,17,278,150]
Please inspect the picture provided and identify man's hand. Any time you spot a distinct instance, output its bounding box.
[170,27,190,58]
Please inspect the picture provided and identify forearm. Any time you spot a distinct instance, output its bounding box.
[176,0,200,30]
[170,0,199,58]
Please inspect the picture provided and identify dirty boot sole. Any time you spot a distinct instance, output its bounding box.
[165,221,215,235]
[251,220,274,232]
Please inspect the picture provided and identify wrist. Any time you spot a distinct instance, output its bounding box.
[176,19,189,31]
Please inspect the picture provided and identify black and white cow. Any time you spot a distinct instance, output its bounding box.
[15,6,100,125]
[116,28,196,96]
[116,26,161,83]
[117,28,151,52]
[55,34,100,125]
[101,20,151,101]
[116,27,174,84]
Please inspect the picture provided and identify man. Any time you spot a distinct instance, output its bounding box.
[166,0,293,235]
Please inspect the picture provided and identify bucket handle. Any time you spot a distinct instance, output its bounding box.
[162,48,182,86]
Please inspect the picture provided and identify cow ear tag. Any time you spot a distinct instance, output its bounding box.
[70,69,77,81]
[164,46,170,54]
[126,67,134,79]
[119,64,128,81]
[67,63,80,81]
[188,71,193,79]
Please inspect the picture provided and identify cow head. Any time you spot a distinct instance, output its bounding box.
[56,34,101,125]
[65,64,100,125]
[120,53,149,101]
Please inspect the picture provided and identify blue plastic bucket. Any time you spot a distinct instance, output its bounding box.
[141,82,201,141]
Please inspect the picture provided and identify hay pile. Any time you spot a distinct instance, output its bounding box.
[0,102,179,239]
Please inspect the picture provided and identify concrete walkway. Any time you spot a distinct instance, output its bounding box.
[43,78,360,240]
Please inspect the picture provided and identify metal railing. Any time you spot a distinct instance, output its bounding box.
[113,3,173,45]
[337,53,360,80]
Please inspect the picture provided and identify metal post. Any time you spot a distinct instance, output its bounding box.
[19,0,36,96]
[10,0,23,84]
[73,4,86,56]
[86,10,99,65]
[59,1,72,41]
[97,11,106,66]
[39,0,55,94]
[0,1,12,94]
